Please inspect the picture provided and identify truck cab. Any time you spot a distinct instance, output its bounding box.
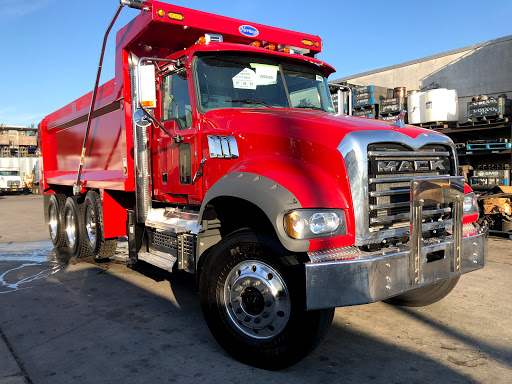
[0,168,23,194]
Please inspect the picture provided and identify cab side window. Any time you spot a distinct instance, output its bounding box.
[162,70,192,129]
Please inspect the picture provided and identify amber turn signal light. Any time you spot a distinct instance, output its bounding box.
[167,11,184,21]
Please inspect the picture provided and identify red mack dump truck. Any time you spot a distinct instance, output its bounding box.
[40,0,487,369]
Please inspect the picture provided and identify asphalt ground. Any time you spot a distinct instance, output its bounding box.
[0,194,511,383]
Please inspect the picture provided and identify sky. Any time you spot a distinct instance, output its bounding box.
[0,0,510,126]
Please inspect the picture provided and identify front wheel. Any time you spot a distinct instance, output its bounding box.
[199,232,334,370]
[384,277,460,307]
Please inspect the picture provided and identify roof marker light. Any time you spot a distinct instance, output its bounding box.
[157,9,165,17]
[314,41,320,48]
[302,39,313,47]
[198,36,206,45]
[266,44,276,51]
[282,47,290,54]
[167,11,184,21]
[250,41,261,47]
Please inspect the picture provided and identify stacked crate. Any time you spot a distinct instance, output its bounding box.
[379,87,407,122]
[467,95,512,122]
[352,85,389,119]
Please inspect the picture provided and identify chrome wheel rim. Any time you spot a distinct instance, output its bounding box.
[85,205,96,246]
[49,204,58,240]
[65,209,76,248]
[224,261,290,340]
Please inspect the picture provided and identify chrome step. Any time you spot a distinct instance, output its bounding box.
[138,250,177,272]
[145,207,200,234]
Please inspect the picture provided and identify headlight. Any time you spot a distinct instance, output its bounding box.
[284,209,346,239]
[463,192,479,216]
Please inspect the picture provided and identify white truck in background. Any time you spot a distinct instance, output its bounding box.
[0,167,23,195]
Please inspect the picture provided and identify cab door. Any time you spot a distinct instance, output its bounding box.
[154,68,198,202]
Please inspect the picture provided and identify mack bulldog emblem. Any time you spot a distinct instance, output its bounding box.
[377,159,447,173]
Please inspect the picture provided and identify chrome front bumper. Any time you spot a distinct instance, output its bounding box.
[305,176,488,310]
[305,228,487,310]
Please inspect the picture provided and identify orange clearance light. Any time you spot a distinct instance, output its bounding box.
[250,41,261,47]
[314,41,320,48]
[302,39,313,47]
[167,11,184,21]
[268,44,276,51]
[283,47,291,54]
[157,9,165,17]
[198,36,206,45]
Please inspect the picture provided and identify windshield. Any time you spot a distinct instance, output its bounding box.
[0,171,19,176]
[194,53,334,113]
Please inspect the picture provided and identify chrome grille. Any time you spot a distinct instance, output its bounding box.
[367,143,454,232]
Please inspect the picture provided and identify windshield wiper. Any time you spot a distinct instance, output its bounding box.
[295,105,325,111]
[222,99,271,107]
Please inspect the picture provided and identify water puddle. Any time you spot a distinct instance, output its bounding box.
[0,263,62,294]
[0,241,57,262]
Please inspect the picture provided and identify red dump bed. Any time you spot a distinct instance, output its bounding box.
[39,78,134,192]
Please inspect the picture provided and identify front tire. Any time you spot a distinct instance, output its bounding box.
[199,232,334,370]
[63,197,89,258]
[83,191,117,260]
[384,277,460,307]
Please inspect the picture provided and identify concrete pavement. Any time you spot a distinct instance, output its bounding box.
[0,194,511,383]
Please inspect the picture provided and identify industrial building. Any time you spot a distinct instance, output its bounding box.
[331,35,512,122]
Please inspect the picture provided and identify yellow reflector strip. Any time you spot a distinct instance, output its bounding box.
[167,11,184,21]
[157,9,165,17]
[141,101,155,107]
[302,39,313,47]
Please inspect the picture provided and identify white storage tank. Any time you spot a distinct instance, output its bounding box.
[407,91,424,125]
[423,89,459,123]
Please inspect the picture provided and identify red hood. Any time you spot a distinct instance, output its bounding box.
[202,108,438,149]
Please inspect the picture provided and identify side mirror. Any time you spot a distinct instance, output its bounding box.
[136,64,157,109]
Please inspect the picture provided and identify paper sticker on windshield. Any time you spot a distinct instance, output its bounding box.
[255,66,277,85]
[250,64,278,86]
[232,68,256,89]
[316,75,323,82]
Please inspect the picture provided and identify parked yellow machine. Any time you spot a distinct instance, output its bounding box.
[478,186,512,238]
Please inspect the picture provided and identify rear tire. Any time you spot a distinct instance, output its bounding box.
[47,194,66,248]
[63,197,89,258]
[384,277,460,307]
[83,191,117,260]
[199,231,334,370]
